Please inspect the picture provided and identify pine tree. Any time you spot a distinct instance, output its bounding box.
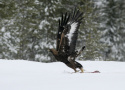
[114,0,125,61]
[0,0,18,59]
[0,0,110,62]
[96,0,125,61]
[77,0,105,60]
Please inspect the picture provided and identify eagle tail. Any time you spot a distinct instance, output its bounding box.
[76,46,85,57]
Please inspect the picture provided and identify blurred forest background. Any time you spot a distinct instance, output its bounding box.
[0,0,125,62]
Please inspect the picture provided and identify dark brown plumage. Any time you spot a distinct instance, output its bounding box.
[49,9,85,73]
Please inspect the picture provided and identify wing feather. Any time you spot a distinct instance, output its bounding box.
[56,12,70,51]
[67,10,83,54]
[57,9,83,55]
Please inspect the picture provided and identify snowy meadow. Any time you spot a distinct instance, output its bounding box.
[0,59,125,90]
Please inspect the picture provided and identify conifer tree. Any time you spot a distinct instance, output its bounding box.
[99,0,125,61]
[77,0,104,60]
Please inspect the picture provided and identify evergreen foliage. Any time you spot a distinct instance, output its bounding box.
[0,0,125,61]
[98,0,125,61]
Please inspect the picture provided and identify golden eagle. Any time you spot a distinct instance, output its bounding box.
[49,9,85,73]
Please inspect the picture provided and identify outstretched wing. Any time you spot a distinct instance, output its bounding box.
[67,9,83,54]
[56,12,70,51]
[57,9,83,55]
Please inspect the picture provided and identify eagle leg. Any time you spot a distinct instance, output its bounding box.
[70,61,77,73]
[67,56,78,72]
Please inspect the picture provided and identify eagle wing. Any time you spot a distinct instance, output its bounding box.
[56,12,70,51]
[57,9,83,55]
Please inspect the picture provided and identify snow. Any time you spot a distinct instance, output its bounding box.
[39,20,49,29]
[95,1,102,7]
[0,59,125,90]
[1,27,5,32]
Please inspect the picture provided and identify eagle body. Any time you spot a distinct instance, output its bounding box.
[50,9,85,73]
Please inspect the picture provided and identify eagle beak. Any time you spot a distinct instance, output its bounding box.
[80,67,84,73]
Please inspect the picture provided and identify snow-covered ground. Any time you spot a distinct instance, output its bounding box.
[0,59,125,90]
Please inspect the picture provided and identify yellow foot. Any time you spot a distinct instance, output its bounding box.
[80,68,84,73]
[74,70,79,73]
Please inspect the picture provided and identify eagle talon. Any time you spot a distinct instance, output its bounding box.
[74,70,79,73]
[80,68,84,73]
